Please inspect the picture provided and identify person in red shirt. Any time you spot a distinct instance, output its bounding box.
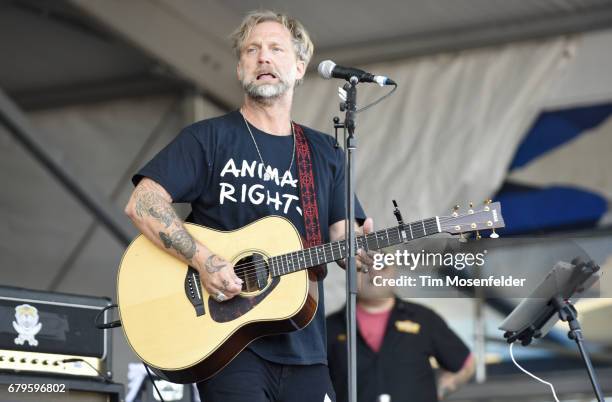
[327,268,475,402]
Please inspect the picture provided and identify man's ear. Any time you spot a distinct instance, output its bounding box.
[295,59,306,81]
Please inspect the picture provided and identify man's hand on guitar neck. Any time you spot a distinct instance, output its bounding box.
[330,217,376,272]
[125,178,242,302]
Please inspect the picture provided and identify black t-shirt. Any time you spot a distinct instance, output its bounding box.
[133,110,365,365]
[327,299,470,402]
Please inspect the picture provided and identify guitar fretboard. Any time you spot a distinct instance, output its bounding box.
[269,217,439,276]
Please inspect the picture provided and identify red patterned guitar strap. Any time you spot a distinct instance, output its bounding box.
[293,123,326,280]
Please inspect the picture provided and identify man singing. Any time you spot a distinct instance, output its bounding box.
[125,10,373,402]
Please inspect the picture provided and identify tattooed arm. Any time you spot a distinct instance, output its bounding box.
[124,178,242,300]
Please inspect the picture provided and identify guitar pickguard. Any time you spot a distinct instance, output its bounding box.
[208,277,280,323]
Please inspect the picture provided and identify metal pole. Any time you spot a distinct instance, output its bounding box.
[344,77,359,402]
[474,294,487,383]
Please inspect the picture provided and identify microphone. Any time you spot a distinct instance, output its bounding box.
[318,60,396,86]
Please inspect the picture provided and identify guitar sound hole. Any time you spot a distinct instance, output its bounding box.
[235,253,269,292]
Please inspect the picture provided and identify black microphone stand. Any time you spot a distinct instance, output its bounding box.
[330,72,396,402]
[340,76,359,402]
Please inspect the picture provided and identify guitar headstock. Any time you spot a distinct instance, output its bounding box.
[439,200,505,239]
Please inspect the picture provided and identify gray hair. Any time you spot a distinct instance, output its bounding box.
[230,10,314,68]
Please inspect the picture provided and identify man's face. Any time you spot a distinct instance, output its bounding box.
[237,21,306,101]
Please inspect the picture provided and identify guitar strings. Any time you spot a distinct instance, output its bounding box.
[228,214,489,278]
[225,217,493,281]
[199,223,433,284]
[227,217,495,283]
[230,221,439,278]
[210,217,495,283]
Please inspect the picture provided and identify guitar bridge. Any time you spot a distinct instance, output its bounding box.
[185,267,205,317]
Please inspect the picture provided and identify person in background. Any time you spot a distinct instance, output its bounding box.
[327,265,475,402]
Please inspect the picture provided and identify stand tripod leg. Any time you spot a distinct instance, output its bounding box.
[571,327,605,402]
[553,298,605,402]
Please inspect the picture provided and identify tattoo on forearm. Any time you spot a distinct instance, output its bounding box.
[222,279,229,290]
[205,254,226,273]
[170,230,196,260]
[148,206,175,228]
[133,182,196,261]
[134,188,177,228]
[159,232,172,249]
[158,229,196,261]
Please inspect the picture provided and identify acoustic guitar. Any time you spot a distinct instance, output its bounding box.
[117,201,504,383]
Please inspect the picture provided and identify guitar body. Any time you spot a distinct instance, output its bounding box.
[117,216,318,383]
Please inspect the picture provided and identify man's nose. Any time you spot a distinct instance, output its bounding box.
[257,48,272,64]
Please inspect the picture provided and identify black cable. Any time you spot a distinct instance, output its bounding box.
[95,304,121,329]
[355,83,397,114]
[144,363,166,402]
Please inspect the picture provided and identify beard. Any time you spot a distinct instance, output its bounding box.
[239,66,296,103]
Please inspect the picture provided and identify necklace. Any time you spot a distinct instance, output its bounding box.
[240,112,295,181]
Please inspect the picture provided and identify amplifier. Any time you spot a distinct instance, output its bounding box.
[0,286,112,379]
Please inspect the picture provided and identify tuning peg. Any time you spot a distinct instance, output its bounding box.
[459,232,467,243]
[468,202,474,214]
[452,205,460,217]
[490,228,499,239]
[476,230,482,240]
[483,199,492,211]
